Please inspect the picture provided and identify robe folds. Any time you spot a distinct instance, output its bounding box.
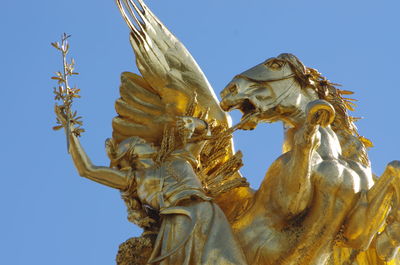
[134,154,248,265]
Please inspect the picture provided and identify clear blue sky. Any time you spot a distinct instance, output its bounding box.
[1,1,399,264]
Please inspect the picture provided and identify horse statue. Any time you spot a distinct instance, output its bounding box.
[219,53,400,264]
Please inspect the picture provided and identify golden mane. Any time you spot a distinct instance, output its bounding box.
[277,53,372,166]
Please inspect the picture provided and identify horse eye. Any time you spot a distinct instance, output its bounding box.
[271,62,282,68]
[227,83,238,94]
[265,59,283,70]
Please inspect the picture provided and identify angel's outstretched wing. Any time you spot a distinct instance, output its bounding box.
[113,0,230,145]
[112,71,169,144]
[113,1,249,209]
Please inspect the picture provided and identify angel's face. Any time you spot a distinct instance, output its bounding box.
[220,57,302,130]
[176,116,197,139]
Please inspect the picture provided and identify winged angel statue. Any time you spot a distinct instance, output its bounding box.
[54,1,400,264]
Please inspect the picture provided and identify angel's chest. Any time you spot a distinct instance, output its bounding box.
[135,165,200,209]
[135,168,163,209]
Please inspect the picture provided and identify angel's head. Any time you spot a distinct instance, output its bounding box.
[106,137,156,170]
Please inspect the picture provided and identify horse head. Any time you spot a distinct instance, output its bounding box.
[220,53,320,130]
[220,53,371,164]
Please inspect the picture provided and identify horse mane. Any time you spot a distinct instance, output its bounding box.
[277,53,372,166]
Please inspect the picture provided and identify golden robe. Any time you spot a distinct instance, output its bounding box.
[134,154,248,265]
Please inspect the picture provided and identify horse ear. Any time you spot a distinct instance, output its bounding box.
[278,53,310,88]
[278,53,307,74]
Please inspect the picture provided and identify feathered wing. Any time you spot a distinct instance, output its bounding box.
[113,0,230,144]
[113,0,249,210]
[112,71,169,144]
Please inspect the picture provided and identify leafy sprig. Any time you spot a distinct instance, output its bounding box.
[51,33,84,140]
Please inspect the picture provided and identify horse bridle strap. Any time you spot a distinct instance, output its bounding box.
[235,73,296,84]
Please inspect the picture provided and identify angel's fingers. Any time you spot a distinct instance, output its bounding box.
[54,106,67,124]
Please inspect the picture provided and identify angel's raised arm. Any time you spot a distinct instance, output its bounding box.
[68,132,129,190]
[56,106,129,190]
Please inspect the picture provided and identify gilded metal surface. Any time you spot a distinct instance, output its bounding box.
[220,54,400,265]
[53,1,400,264]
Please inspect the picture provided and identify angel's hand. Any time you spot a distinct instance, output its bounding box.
[54,105,71,129]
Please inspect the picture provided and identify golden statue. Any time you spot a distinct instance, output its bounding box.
[53,1,400,264]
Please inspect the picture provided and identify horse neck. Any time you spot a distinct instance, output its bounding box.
[284,123,371,167]
[283,125,341,159]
